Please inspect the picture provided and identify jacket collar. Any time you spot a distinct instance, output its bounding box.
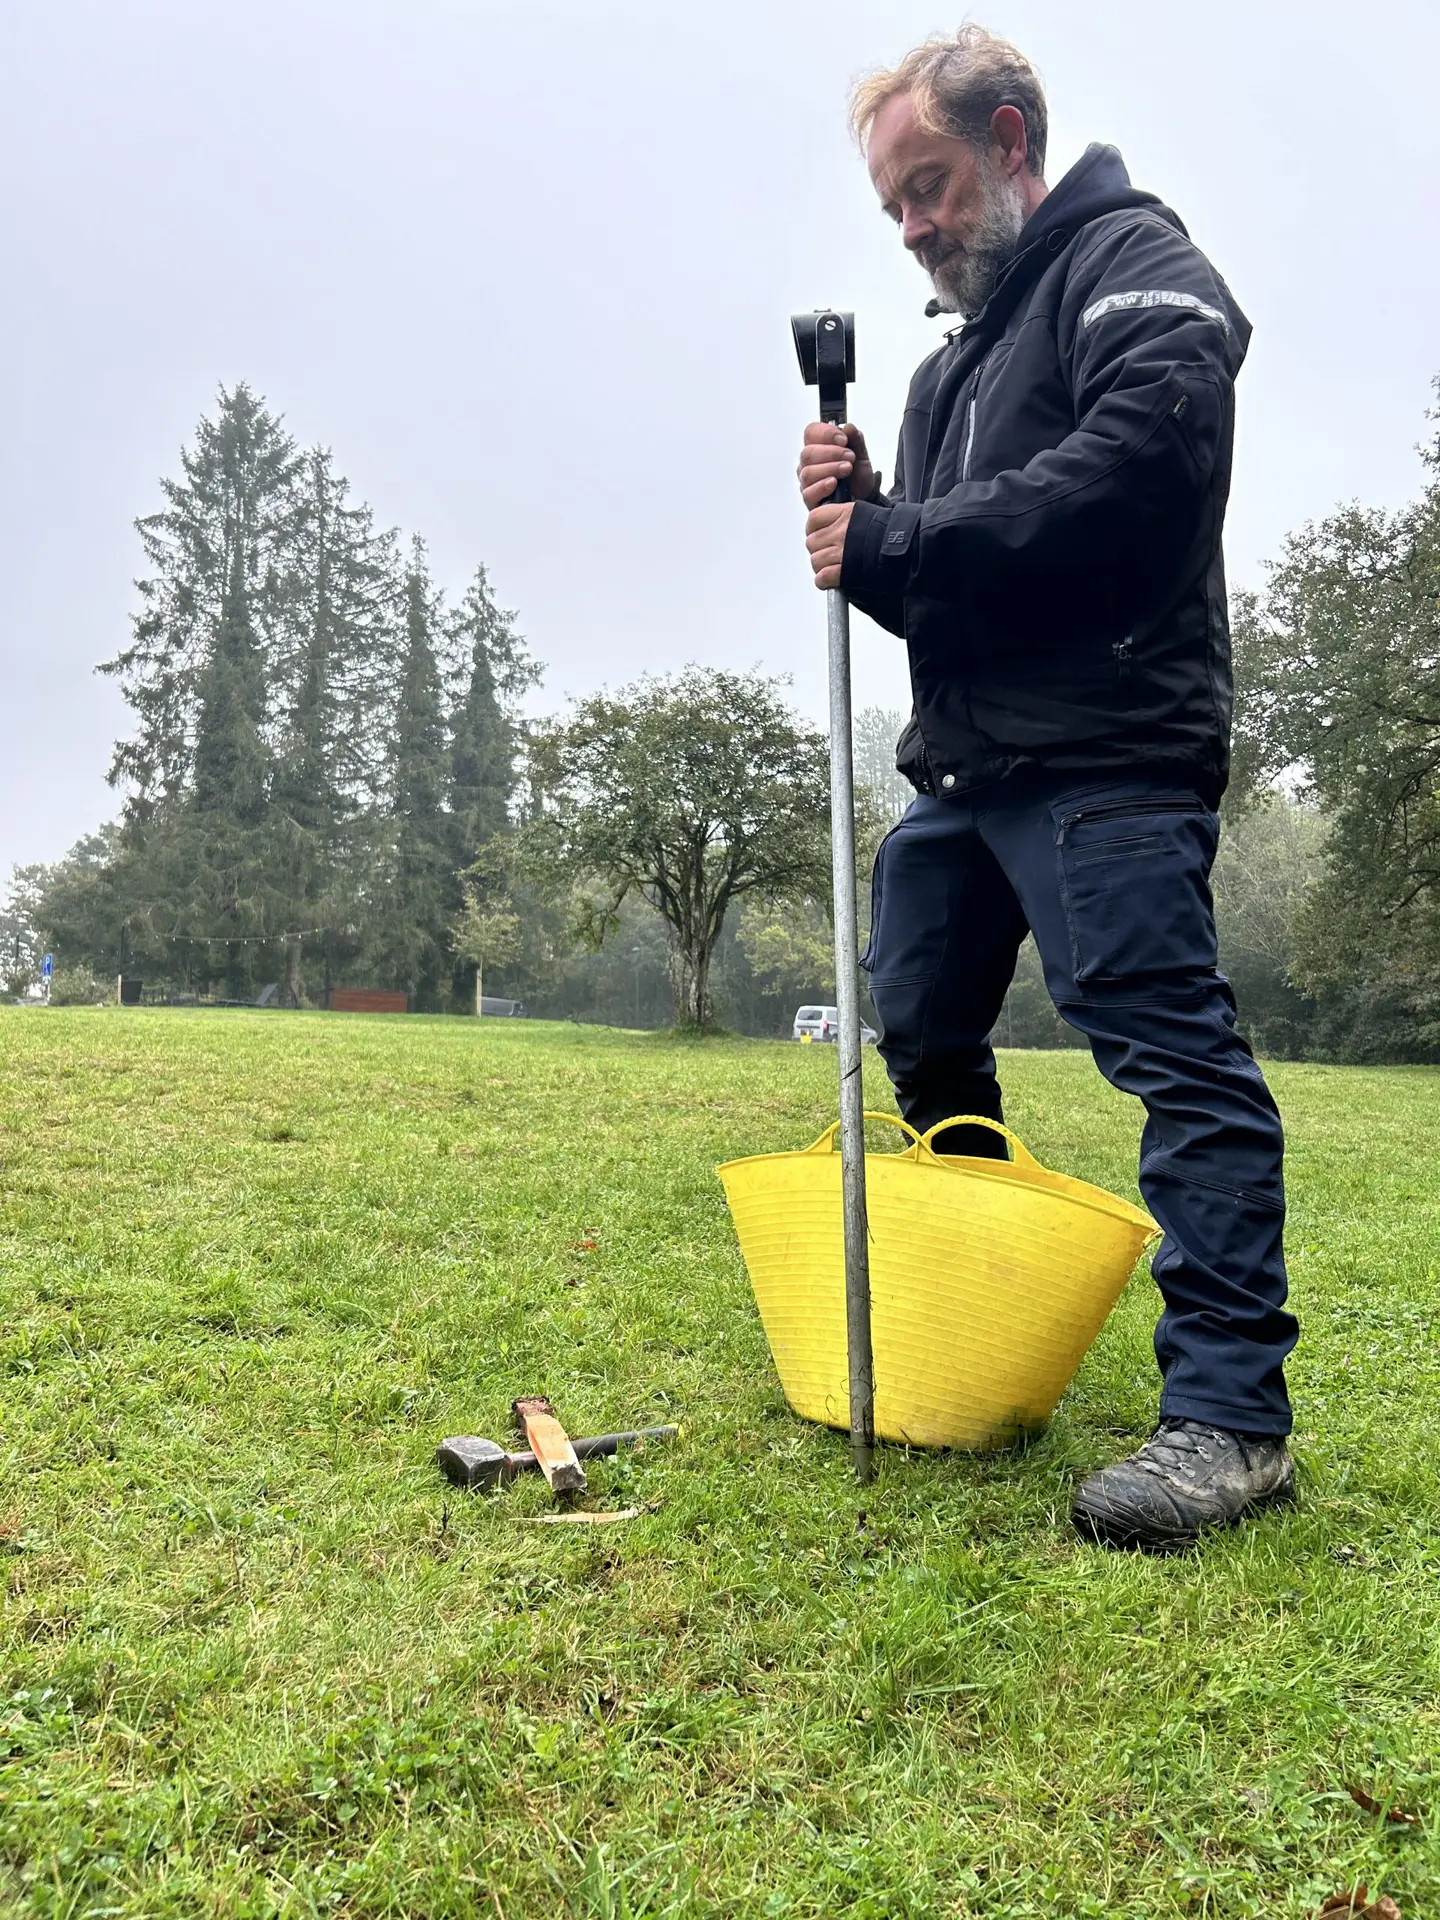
[949,144,1170,346]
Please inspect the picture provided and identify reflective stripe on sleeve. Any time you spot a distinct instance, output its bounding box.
[1082,288,1230,331]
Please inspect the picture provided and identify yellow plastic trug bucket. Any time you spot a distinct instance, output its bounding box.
[718,1113,1157,1451]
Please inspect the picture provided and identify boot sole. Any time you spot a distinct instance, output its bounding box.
[1072,1469,1296,1555]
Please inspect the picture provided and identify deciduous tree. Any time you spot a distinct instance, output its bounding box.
[1232,392,1440,1046]
[452,850,522,1013]
[522,669,831,1030]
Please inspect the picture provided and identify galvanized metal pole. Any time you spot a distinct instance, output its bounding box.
[826,584,875,1483]
[790,307,874,1483]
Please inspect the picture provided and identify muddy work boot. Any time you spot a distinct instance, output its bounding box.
[1072,1420,1295,1552]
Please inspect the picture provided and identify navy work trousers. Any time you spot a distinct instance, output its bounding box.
[862,772,1297,1434]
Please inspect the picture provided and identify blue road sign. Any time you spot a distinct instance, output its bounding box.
[41,953,53,981]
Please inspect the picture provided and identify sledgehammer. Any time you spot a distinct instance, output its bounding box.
[436,1425,678,1492]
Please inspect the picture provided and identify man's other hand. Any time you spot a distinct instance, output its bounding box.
[806,501,853,590]
[797,422,877,508]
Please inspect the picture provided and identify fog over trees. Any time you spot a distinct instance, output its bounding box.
[23,386,533,1013]
[12,382,1440,1056]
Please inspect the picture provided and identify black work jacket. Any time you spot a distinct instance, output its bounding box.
[840,144,1250,805]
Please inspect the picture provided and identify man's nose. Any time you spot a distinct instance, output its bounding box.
[900,205,935,252]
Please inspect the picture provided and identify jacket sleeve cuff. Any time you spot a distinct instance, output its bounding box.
[841,499,922,599]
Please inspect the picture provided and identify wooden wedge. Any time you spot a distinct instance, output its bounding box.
[511,1395,586,1496]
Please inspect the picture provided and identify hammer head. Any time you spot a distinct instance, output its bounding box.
[435,1435,511,1490]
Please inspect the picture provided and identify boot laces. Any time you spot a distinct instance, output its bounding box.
[1134,1421,1235,1481]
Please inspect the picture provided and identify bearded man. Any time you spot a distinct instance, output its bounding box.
[798,26,1298,1551]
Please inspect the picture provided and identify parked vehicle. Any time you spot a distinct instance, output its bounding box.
[792,1004,877,1045]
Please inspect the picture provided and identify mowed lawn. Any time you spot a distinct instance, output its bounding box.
[2,1011,1439,1920]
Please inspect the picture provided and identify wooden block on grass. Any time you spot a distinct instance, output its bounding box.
[511,1396,587,1495]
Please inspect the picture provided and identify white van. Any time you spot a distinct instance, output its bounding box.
[792,1005,877,1044]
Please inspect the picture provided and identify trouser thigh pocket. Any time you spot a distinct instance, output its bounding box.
[1056,798,1219,986]
[859,826,896,974]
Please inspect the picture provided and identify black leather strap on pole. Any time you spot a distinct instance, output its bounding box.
[813,310,851,429]
[791,309,856,430]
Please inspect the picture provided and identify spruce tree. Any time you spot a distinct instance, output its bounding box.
[88,384,549,1006]
[182,543,275,996]
[447,593,511,857]
[193,545,268,822]
[376,539,453,1005]
[99,386,300,995]
[104,384,300,820]
[270,448,396,1003]
[446,567,538,842]
[443,566,539,1005]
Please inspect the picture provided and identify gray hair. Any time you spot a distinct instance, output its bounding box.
[849,24,1048,178]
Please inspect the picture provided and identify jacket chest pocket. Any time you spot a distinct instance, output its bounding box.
[954,342,1077,493]
[959,358,987,482]
[937,342,1015,490]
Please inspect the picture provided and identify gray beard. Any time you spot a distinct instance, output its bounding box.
[925,170,1028,317]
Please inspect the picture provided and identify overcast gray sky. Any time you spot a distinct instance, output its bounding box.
[4,0,1438,877]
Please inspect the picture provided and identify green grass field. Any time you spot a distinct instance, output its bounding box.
[2,1009,1438,1919]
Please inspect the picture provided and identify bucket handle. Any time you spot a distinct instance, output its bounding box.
[804,1111,924,1157]
[802,1112,1044,1170]
[920,1114,1042,1170]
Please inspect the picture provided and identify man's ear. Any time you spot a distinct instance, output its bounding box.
[989,104,1029,176]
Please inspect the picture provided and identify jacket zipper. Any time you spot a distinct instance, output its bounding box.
[1054,798,1197,847]
[961,350,994,482]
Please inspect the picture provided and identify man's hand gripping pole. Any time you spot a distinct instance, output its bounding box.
[791,310,875,1484]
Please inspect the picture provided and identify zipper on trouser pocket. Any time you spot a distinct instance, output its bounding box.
[1054,797,1200,848]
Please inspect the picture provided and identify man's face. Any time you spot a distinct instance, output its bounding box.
[867,91,1027,316]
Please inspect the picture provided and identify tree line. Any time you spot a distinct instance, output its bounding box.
[18,384,536,1012]
[10,384,849,1028]
[10,381,1440,1056]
